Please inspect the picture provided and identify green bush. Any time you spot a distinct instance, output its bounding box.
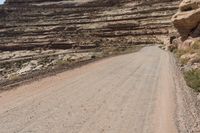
[184,69,200,92]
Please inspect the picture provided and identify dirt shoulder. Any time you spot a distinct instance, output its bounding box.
[0,45,143,91]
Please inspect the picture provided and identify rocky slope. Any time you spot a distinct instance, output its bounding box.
[0,0,180,86]
[172,0,200,41]
[172,0,200,91]
[171,1,200,132]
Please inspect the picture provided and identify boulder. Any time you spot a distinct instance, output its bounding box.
[172,37,182,49]
[178,37,200,49]
[17,64,33,75]
[180,53,198,60]
[178,38,194,49]
[172,0,200,40]
[180,0,200,11]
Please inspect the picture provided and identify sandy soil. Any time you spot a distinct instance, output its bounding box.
[0,46,178,133]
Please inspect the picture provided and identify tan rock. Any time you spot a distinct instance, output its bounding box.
[180,0,200,11]
[17,64,32,75]
[180,53,198,60]
[172,37,182,46]
[178,38,194,49]
[191,63,200,69]
[178,37,200,49]
[172,0,200,40]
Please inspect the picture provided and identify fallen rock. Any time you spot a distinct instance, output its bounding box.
[63,55,71,61]
[172,37,182,48]
[172,0,200,40]
[180,53,198,60]
[17,61,38,75]
[178,38,195,49]
[191,63,200,69]
[29,60,38,66]
[33,65,43,71]
[189,56,200,65]
[17,64,33,75]
[180,0,200,11]
[177,37,200,49]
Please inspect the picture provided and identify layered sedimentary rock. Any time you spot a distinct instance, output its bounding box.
[0,0,180,85]
[0,0,180,51]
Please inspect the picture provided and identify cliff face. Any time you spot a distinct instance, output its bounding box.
[171,0,200,68]
[171,2,200,132]
[0,0,180,85]
[171,0,200,95]
[172,0,200,41]
[0,0,180,51]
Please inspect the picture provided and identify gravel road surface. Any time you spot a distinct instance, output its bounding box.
[0,46,179,133]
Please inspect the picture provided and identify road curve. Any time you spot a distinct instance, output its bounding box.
[0,46,178,133]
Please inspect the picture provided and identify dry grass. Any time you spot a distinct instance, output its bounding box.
[175,40,200,64]
[175,40,200,91]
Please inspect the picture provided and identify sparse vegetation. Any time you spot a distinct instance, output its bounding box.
[175,40,200,65]
[8,74,20,81]
[180,57,189,65]
[102,45,143,57]
[175,49,188,58]
[56,60,68,66]
[0,45,143,88]
[184,69,200,92]
[175,40,200,91]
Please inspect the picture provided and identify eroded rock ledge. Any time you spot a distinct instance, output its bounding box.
[171,0,200,70]
[172,1,200,132]
[172,0,200,40]
[0,0,180,86]
[0,0,179,51]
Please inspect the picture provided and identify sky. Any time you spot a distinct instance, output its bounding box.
[0,0,5,4]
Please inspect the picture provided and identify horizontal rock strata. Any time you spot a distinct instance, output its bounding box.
[0,0,180,85]
[0,0,180,51]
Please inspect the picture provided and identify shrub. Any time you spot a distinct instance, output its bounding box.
[184,69,200,92]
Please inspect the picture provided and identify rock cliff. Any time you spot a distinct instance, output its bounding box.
[172,0,200,68]
[0,0,180,85]
[171,1,200,132]
[0,0,180,51]
[172,0,200,40]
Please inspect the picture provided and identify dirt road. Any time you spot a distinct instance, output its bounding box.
[0,46,179,133]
